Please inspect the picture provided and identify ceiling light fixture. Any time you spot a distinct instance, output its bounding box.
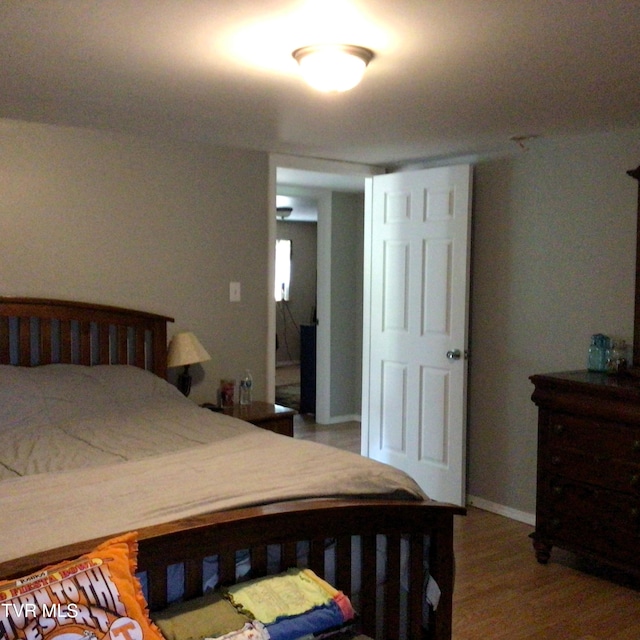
[276,206,293,219]
[292,44,374,92]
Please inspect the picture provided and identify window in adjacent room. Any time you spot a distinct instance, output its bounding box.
[274,239,292,301]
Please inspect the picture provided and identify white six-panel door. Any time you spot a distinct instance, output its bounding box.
[361,165,472,506]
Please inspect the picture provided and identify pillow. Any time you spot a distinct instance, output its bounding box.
[32,364,183,408]
[0,532,163,640]
[0,364,187,433]
[87,365,185,404]
[151,591,251,640]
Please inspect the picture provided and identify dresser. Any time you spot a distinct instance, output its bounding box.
[530,370,640,575]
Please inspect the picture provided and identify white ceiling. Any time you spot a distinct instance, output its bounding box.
[1,1,639,168]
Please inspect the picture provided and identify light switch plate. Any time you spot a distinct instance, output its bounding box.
[229,281,241,302]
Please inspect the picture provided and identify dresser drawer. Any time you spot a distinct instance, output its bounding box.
[537,476,640,560]
[546,413,640,463]
[542,447,640,493]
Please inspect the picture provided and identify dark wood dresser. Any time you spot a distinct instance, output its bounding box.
[530,370,640,575]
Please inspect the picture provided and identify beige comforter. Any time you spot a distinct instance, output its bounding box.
[0,365,426,566]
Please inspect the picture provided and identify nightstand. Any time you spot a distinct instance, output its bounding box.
[221,401,296,437]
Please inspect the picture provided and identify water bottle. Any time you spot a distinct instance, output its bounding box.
[239,370,253,405]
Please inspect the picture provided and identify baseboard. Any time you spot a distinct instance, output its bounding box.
[276,360,299,368]
[324,414,361,425]
[466,494,535,526]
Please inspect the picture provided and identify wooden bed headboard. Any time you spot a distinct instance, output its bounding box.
[0,297,174,378]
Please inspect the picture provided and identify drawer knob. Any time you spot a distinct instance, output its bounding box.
[631,474,639,487]
[631,507,639,521]
[552,485,563,497]
[551,455,561,466]
[552,423,564,435]
[633,440,640,453]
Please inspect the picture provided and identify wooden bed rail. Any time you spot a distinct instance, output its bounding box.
[148,500,465,640]
[134,499,463,640]
[0,499,463,640]
[0,297,174,377]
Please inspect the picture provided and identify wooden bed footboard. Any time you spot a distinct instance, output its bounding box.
[0,501,462,640]
[136,498,464,640]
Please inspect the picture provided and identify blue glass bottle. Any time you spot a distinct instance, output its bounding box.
[588,334,610,372]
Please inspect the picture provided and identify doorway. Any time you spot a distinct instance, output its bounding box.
[269,154,383,425]
[274,191,319,414]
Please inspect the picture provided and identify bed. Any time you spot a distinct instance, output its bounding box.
[0,297,465,640]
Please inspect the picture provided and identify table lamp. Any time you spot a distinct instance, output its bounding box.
[167,331,211,396]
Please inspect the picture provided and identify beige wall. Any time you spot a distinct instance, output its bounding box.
[3,115,640,518]
[467,128,640,516]
[330,191,364,418]
[0,118,270,403]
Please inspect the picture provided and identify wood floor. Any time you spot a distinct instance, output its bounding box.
[295,419,640,639]
[453,507,640,639]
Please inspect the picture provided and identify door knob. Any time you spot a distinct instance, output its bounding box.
[446,349,462,360]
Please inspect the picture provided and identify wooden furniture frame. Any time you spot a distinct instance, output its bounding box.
[0,297,173,377]
[530,370,640,576]
[221,401,296,436]
[0,297,464,640]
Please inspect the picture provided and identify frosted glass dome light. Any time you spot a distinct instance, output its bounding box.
[292,44,374,92]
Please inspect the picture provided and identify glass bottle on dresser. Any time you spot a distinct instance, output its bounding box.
[587,334,610,372]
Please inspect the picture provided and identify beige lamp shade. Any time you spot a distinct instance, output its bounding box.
[167,331,211,368]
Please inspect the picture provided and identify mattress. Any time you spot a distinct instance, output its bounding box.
[0,364,427,566]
